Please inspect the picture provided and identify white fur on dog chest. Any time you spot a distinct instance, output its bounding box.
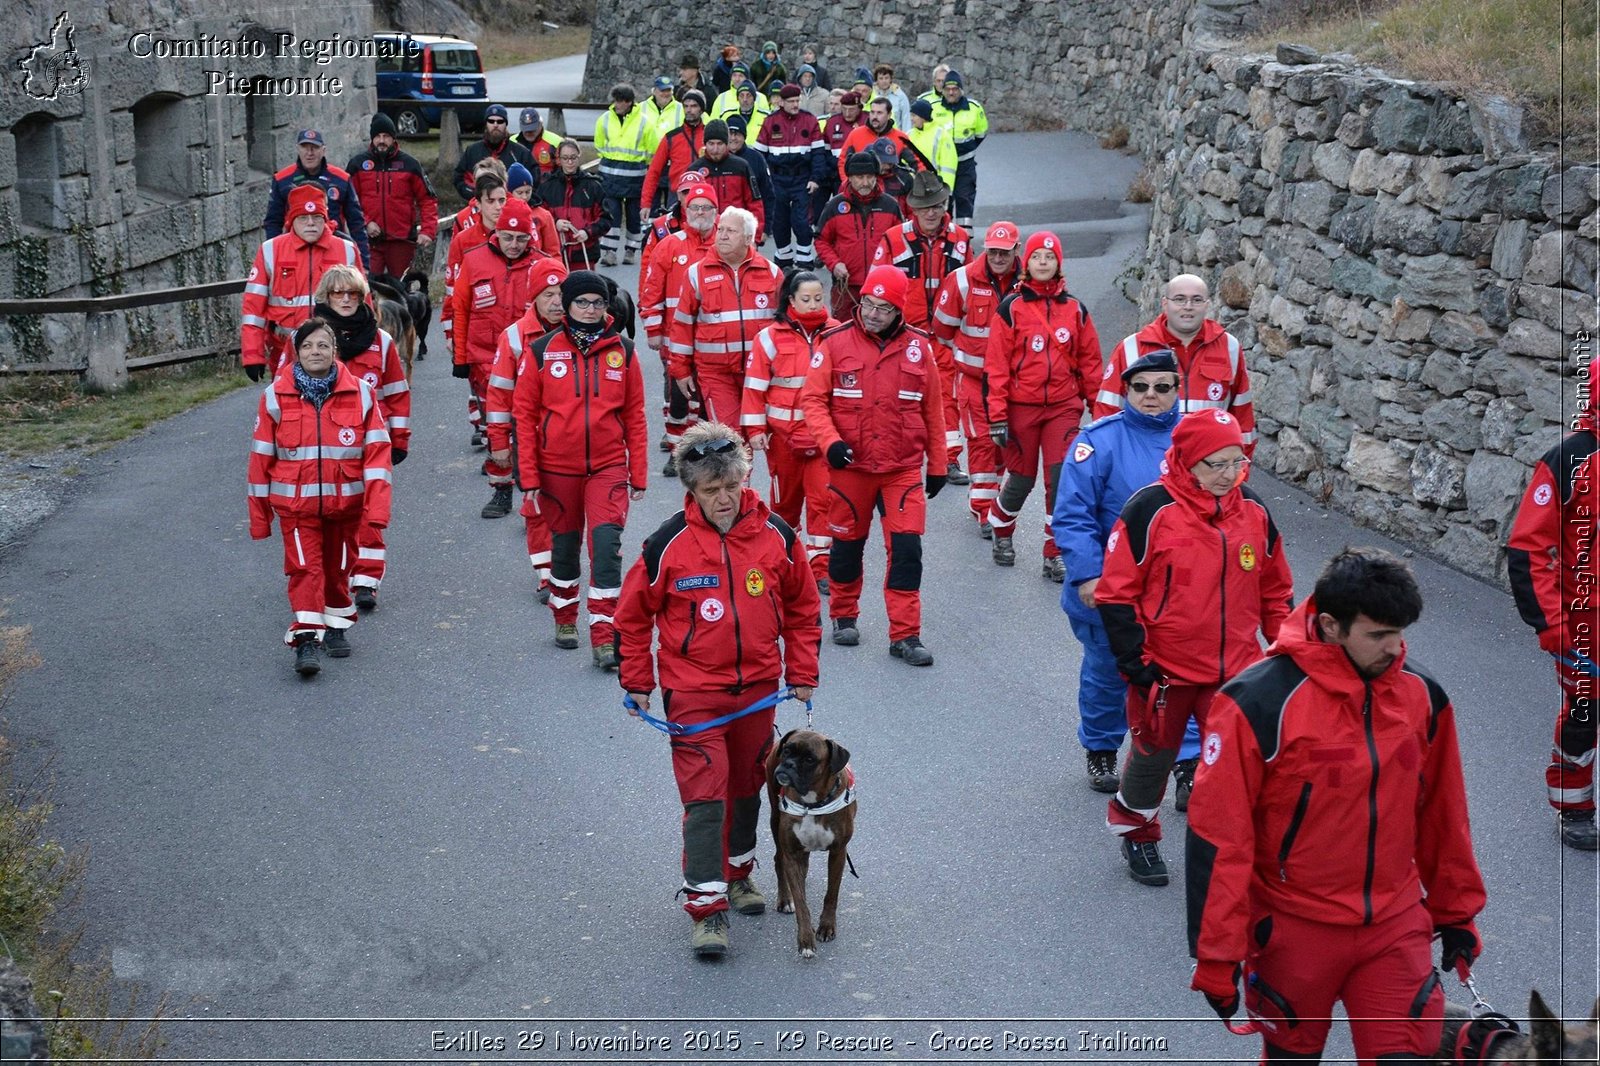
[791,814,835,852]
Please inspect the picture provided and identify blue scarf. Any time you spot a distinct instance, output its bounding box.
[293,363,337,409]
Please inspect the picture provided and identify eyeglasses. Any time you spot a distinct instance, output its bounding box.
[569,296,608,309]
[1166,295,1209,306]
[327,289,363,299]
[686,437,739,457]
[858,298,897,315]
[685,204,717,215]
[1128,382,1175,394]
[1198,457,1251,473]
[485,118,507,125]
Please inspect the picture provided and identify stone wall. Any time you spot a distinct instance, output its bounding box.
[1,1,374,369]
[1139,47,1593,582]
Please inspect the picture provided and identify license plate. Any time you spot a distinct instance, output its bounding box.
[451,85,474,95]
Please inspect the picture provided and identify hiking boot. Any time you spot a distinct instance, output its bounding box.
[470,429,487,450]
[481,485,513,519]
[815,577,830,596]
[946,461,970,486]
[1122,838,1169,886]
[1561,810,1599,851]
[663,455,678,478]
[1173,757,1199,812]
[599,251,620,267]
[622,247,638,265]
[979,520,993,540]
[1042,556,1066,583]
[1086,750,1120,794]
[353,586,378,612]
[728,878,766,915]
[831,617,860,646]
[992,536,1016,567]
[536,581,552,605]
[322,627,351,658]
[554,623,580,649]
[889,635,934,666]
[293,636,321,677]
[593,643,619,670]
[659,434,675,452]
[691,910,729,957]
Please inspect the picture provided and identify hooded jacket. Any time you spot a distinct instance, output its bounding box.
[984,276,1103,421]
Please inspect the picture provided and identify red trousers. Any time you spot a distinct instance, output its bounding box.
[1244,902,1443,1061]
[466,364,490,435]
[279,514,360,644]
[539,465,629,645]
[826,465,926,642]
[694,365,746,433]
[1107,682,1220,842]
[1549,647,1599,812]
[521,492,552,591]
[958,375,1001,525]
[351,520,387,590]
[666,688,778,919]
[766,436,831,581]
[369,237,418,278]
[933,341,963,465]
[989,402,1078,557]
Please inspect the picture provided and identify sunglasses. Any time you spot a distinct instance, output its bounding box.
[569,296,608,309]
[686,437,739,458]
[485,118,507,125]
[1199,457,1251,473]
[1128,382,1176,394]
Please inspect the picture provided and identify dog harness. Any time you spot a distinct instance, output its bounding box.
[1451,1012,1521,1064]
[779,766,856,816]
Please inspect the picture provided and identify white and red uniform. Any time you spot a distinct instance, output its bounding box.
[512,319,648,647]
[1188,597,1486,1060]
[983,260,1103,557]
[640,224,716,447]
[666,248,783,431]
[931,256,1017,525]
[1094,315,1255,450]
[743,311,840,580]
[440,202,489,359]
[1508,360,1600,816]
[240,229,362,372]
[801,312,946,642]
[873,216,972,465]
[615,488,821,919]
[248,361,392,643]
[452,237,547,482]
[337,325,410,595]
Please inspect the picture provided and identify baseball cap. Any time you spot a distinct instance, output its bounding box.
[983,221,1020,250]
[296,128,324,146]
[653,75,673,91]
[519,107,542,131]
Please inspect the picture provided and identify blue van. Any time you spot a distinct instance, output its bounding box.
[375,32,488,135]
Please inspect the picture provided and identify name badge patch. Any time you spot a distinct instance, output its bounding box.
[675,575,720,591]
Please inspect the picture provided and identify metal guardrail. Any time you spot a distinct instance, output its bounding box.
[376,97,602,143]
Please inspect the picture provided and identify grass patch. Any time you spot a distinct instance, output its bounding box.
[0,358,249,459]
[473,24,591,73]
[1127,166,1158,203]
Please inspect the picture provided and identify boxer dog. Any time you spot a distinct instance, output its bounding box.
[765,728,855,959]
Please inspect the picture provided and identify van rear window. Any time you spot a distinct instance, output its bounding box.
[430,46,481,74]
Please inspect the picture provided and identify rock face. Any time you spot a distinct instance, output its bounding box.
[0,1,373,366]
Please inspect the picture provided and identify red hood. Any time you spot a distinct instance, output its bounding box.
[1157,443,1248,521]
[1268,597,1411,703]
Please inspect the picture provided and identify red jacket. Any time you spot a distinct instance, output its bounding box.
[616,488,822,695]
[685,155,766,238]
[1508,362,1598,650]
[441,204,490,351]
[931,258,1017,379]
[837,124,912,181]
[1094,316,1256,448]
[641,122,706,210]
[484,285,565,455]
[1187,597,1486,969]
[984,279,1104,421]
[742,314,839,451]
[346,148,439,243]
[510,320,649,489]
[872,217,972,332]
[240,230,361,370]
[666,249,784,379]
[338,326,412,452]
[451,240,547,366]
[822,112,866,163]
[1097,459,1294,687]
[538,170,611,260]
[247,361,393,534]
[639,226,715,345]
[801,319,947,475]
[815,185,902,291]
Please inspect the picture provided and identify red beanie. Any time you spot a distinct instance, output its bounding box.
[1023,230,1063,277]
[287,184,328,219]
[1172,409,1245,469]
[497,197,534,232]
[534,261,568,294]
[684,182,718,208]
[860,265,908,312]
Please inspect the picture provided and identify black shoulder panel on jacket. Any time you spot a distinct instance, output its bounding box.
[765,512,798,554]
[1240,483,1282,551]
[1400,657,1451,742]
[1218,654,1307,762]
[995,291,1020,327]
[641,511,690,584]
[1547,430,1599,504]
[1118,483,1175,565]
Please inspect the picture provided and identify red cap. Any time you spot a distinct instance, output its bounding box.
[287,185,328,219]
[860,265,908,312]
[1172,409,1245,469]
[984,221,1019,250]
[535,262,569,293]
[497,197,534,232]
[684,182,718,208]
[675,169,705,192]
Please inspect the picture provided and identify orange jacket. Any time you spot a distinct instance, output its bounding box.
[240,230,361,369]
[665,249,784,379]
[800,319,946,475]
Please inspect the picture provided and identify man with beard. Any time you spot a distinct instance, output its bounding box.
[815,151,902,319]
[453,104,535,200]
[347,114,437,277]
[836,98,911,183]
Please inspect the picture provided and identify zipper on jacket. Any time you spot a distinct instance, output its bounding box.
[1041,299,1056,404]
[1152,564,1173,619]
[313,395,325,517]
[581,351,593,473]
[721,534,745,689]
[1216,518,1228,681]
[1277,782,1312,881]
[680,601,697,655]
[1361,684,1379,925]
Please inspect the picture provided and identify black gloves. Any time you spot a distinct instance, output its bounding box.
[989,420,1008,448]
[244,364,265,382]
[391,447,407,466]
[1192,961,1242,1021]
[826,442,854,469]
[452,363,471,379]
[925,473,946,498]
[1437,924,1481,979]
[1126,662,1161,690]
[1205,987,1240,1021]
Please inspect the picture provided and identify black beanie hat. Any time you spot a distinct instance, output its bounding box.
[845,151,879,176]
[370,112,397,138]
[560,270,611,311]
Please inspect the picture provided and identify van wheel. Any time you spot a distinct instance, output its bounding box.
[394,108,427,137]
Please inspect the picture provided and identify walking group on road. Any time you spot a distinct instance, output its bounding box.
[236,35,1595,1057]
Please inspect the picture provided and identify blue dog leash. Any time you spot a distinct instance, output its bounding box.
[625,687,813,736]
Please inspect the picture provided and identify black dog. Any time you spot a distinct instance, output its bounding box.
[601,275,636,339]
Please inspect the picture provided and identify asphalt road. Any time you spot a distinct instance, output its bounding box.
[1,125,1595,1065]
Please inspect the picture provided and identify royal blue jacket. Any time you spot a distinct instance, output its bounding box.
[1051,403,1180,624]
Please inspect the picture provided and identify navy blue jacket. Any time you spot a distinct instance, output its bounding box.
[264,161,371,270]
